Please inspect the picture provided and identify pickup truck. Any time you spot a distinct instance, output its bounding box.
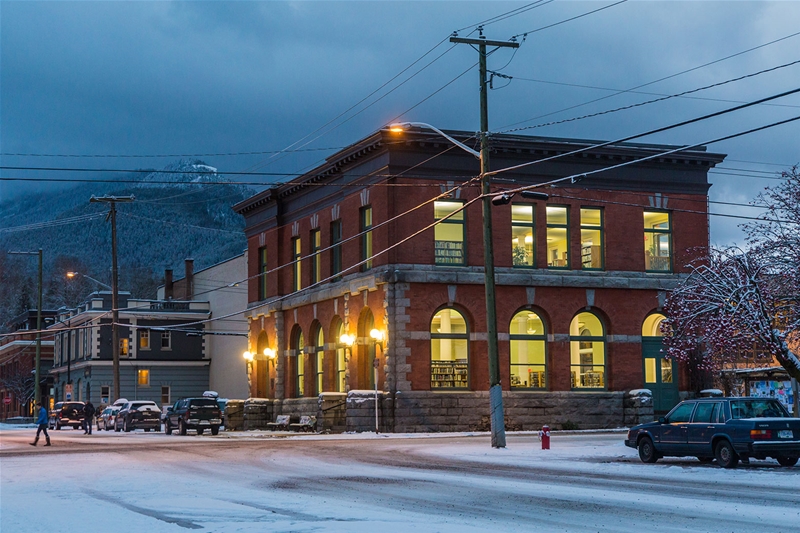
[163,397,222,436]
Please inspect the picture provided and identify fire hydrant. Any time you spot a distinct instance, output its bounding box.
[539,425,551,450]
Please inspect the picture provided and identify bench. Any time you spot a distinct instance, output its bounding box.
[265,415,291,431]
[288,415,317,433]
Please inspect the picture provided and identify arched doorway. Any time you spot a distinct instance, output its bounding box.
[356,308,375,389]
[642,313,679,413]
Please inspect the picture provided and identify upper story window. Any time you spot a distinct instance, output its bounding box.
[360,206,373,271]
[331,220,343,281]
[434,201,465,266]
[161,331,171,350]
[258,246,268,300]
[511,204,535,268]
[139,329,150,350]
[546,206,569,268]
[644,211,671,272]
[291,237,302,292]
[310,229,321,285]
[580,208,603,270]
[120,338,130,358]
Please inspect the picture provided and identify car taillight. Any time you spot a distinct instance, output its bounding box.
[751,429,772,440]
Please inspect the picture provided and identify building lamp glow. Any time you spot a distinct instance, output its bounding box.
[243,351,254,362]
[264,347,276,359]
[369,329,384,343]
[339,333,355,347]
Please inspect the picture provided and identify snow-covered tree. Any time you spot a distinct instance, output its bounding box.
[662,166,800,382]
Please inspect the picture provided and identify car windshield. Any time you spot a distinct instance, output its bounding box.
[730,399,789,419]
[188,399,218,409]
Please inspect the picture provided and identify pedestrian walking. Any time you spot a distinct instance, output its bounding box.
[30,401,51,447]
[83,400,96,435]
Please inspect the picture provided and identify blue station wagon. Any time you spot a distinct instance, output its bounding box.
[625,397,800,468]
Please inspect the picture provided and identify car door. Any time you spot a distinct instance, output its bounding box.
[659,402,695,455]
[168,400,182,428]
[687,402,721,456]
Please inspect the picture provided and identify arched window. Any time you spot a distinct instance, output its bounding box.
[642,313,673,390]
[291,326,305,398]
[569,312,606,389]
[509,310,547,389]
[332,319,346,392]
[642,313,665,337]
[430,308,469,389]
[313,323,324,395]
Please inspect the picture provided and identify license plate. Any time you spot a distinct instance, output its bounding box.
[778,430,793,439]
[199,421,210,425]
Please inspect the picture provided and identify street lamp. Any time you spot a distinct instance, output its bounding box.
[369,328,385,434]
[7,249,43,407]
[66,271,112,291]
[339,333,355,393]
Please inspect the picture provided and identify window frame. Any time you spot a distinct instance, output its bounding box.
[160,385,170,406]
[137,369,150,387]
[546,205,570,269]
[579,206,604,271]
[292,327,305,398]
[511,203,536,268]
[569,312,606,390]
[139,329,150,350]
[331,220,343,281]
[314,326,324,395]
[360,206,373,271]
[258,246,268,300]
[643,210,672,273]
[430,307,470,390]
[434,200,467,266]
[291,236,302,292]
[310,229,321,285]
[161,331,171,350]
[508,309,547,390]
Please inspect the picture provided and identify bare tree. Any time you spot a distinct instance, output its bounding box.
[0,366,36,413]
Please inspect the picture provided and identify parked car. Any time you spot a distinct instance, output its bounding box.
[202,391,228,427]
[97,406,121,431]
[114,401,162,432]
[49,401,85,430]
[164,397,222,435]
[626,397,800,468]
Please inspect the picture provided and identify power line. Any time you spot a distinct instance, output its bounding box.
[456,1,555,32]
[510,0,628,40]
[499,29,800,131]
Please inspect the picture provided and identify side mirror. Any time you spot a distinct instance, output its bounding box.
[658,416,666,424]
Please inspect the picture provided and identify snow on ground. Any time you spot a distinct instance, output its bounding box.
[1,427,798,533]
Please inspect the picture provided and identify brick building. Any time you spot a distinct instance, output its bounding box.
[233,127,725,431]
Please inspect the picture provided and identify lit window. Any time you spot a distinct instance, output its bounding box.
[434,201,465,266]
[546,206,569,268]
[315,326,324,395]
[292,237,302,292]
[509,310,546,389]
[161,331,171,350]
[644,211,671,272]
[137,369,150,387]
[310,229,321,284]
[580,208,603,270]
[360,206,373,271]
[335,321,346,392]
[119,338,129,357]
[292,327,305,398]
[140,329,150,350]
[430,308,469,389]
[569,312,606,389]
[511,204,535,267]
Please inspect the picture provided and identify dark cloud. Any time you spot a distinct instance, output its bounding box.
[2,1,799,245]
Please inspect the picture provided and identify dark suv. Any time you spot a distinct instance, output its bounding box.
[49,402,85,430]
[114,401,162,432]
[626,397,800,468]
[164,397,222,435]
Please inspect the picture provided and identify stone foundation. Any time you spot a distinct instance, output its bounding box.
[224,400,244,431]
[319,392,347,433]
[346,390,391,433]
[242,398,277,430]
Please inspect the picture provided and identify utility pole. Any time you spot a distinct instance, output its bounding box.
[8,249,43,406]
[450,32,518,448]
[90,195,134,402]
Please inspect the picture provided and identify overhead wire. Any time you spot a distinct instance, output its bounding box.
[509,0,628,40]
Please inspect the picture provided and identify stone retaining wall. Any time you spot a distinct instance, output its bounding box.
[224,400,244,431]
[243,398,277,430]
[346,390,391,433]
[319,392,347,433]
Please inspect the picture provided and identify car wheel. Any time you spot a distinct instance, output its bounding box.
[114,421,121,432]
[776,456,799,467]
[196,428,204,436]
[638,436,658,463]
[697,457,714,464]
[179,420,187,436]
[165,422,172,435]
[715,440,739,469]
[211,426,219,436]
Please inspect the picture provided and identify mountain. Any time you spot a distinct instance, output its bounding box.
[0,160,254,331]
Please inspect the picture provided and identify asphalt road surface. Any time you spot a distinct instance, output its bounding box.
[1,429,798,532]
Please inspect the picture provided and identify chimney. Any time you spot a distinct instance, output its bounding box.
[164,269,173,299]
[184,259,194,299]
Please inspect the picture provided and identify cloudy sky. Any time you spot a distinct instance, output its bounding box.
[2,1,798,244]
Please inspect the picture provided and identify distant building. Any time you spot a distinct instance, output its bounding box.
[0,310,57,418]
[233,127,725,431]
[157,256,249,400]
[48,291,210,408]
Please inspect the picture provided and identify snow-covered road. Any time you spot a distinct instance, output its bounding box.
[1,426,798,532]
